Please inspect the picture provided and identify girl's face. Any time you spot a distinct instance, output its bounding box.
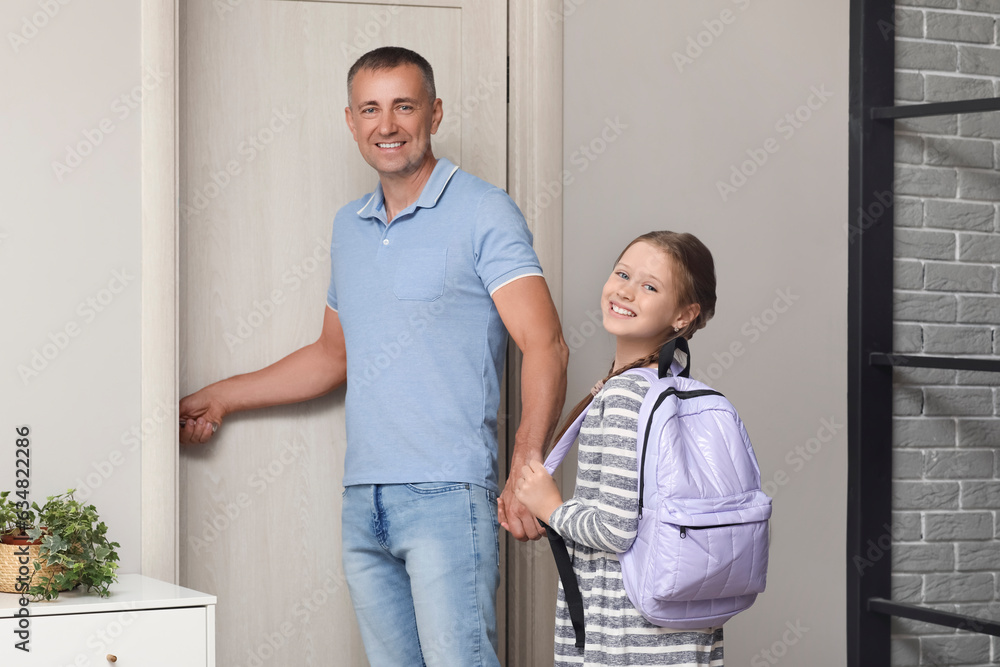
[601,241,697,360]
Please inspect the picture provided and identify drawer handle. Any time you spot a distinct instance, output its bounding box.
[107,656,117,663]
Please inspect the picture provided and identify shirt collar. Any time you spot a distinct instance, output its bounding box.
[356,157,460,223]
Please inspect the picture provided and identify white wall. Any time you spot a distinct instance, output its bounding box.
[1,2,142,572]
[563,1,848,665]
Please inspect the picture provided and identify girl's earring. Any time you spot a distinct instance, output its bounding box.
[673,326,680,333]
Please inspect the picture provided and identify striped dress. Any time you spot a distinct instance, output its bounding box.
[548,373,724,666]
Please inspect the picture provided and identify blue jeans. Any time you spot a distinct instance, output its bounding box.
[341,483,501,667]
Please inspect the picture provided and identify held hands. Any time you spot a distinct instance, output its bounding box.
[499,478,544,542]
[509,460,563,527]
[499,448,553,541]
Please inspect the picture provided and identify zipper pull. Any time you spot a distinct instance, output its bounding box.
[679,526,687,539]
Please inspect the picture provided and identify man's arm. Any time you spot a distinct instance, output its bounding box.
[492,275,569,541]
[179,306,348,445]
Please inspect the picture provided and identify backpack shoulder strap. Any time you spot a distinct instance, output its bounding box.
[543,368,655,474]
[542,368,659,649]
[658,336,691,378]
[543,405,589,474]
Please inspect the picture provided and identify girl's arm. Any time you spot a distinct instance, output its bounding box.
[510,460,564,524]
[545,374,647,553]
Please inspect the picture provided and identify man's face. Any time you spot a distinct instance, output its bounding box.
[345,64,443,180]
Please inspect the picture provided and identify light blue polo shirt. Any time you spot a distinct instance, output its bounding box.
[327,157,543,492]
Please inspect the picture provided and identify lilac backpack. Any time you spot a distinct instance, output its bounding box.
[543,338,771,642]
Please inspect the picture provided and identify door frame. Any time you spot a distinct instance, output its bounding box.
[140,0,179,583]
[139,0,564,661]
[503,2,564,664]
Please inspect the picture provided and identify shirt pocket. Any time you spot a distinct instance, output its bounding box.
[393,248,447,301]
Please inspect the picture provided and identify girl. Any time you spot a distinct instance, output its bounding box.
[503,231,724,666]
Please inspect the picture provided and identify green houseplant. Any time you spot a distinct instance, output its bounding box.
[0,490,120,600]
[0,490,35,542]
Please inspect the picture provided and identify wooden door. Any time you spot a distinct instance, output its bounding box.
[178,2,506,665]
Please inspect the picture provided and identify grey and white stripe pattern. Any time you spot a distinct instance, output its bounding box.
[548,373,724,666]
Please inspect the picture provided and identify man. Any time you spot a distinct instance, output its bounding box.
[180,46,568,666]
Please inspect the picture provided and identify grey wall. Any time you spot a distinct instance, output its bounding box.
[889,3,1000,666]
[562,1,848,664]
[1,2,142,572]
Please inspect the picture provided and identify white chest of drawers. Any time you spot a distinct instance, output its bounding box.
[0,574,216,666]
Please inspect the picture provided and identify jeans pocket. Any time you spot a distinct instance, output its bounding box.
[486,490,500,567]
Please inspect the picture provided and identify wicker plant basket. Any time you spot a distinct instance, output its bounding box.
[0,540,65,595]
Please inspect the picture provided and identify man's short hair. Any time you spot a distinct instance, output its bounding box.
[347,46,436,104]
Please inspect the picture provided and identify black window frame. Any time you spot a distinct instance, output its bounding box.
[846,1,1000,664]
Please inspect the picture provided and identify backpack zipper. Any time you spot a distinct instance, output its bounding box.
[679,523,740,538]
